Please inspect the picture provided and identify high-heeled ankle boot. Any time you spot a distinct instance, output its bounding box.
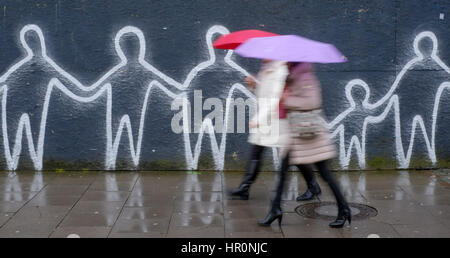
[258,154,288,227]
[314,161,351,228]
[296,181,322,201]
[258,208,283,227]
[229,160,260,200]
[329,207,352,228]
[229,184,250,200]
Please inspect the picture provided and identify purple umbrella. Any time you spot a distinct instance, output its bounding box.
[235,35,347,63]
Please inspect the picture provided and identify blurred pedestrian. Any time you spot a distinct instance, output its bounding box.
[259,62,351,228]
[228,59,290,200]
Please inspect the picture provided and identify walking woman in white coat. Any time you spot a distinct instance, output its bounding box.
[228,59,291,200]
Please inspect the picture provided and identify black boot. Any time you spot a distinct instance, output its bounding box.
[329,207,352,228]
[296,165,322,201]
[229,160,260,200]
[258,208,283,227]
[315,161,351,228]
[258,153,289,227]
[296,181,322,201]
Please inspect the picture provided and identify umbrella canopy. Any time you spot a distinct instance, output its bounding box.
[213,30,279,50]
[235,35,347,63]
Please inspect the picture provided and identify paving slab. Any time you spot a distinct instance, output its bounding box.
[0,213,13,227]
[50,226,111,238]
[112,218,170,234]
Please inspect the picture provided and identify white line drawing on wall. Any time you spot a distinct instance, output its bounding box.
[0,25,85,87]
[329,31,450,169]
[0,25,183,171]
[90,26,184,170]
[180,83,256,170]
[80,25,276,171]
[102,25,276,170]
[0,79,110,171]
[179,25,280,170]
[0,25,108,170]
[0,24,279,171]
[0,25,448,171]
[106,80,180,170]
[329,79,373,169]
[180,25,252,89]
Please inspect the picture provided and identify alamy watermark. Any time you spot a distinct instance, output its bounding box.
[170,90,281,137]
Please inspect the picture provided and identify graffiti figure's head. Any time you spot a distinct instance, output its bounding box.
[205,25,232,62]
[20,25,47,57]
[413,31,438,60]
[114,26,146,63]
[344,79,371,108]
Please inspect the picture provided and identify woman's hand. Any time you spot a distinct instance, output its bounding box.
[249,121,258,128]
[245,76,257,89]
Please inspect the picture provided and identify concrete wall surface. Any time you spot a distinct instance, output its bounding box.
[0,0,449,171]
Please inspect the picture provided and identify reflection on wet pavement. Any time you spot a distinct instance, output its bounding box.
[0,170,448,238]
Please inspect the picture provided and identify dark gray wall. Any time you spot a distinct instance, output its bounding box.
[0,0,449,171]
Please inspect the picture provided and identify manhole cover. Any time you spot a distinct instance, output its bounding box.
[295,202,378,221]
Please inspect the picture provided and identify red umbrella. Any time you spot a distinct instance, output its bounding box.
[213,29,279,50]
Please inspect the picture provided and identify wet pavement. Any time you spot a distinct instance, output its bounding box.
[0,169,448,238]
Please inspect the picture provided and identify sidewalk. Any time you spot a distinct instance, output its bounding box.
[0,169,448,238]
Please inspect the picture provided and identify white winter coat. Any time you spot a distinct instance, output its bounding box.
[248,61,290,148]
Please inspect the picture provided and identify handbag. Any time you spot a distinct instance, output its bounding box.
[287,109,328,139]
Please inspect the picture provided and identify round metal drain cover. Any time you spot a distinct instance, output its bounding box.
[295,202,378,221]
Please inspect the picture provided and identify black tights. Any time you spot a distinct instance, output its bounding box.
[297,164,316,187]
[250,144,265,161]
[237,144,266,186]
[300,161,348,209]
[272,155,349,211]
